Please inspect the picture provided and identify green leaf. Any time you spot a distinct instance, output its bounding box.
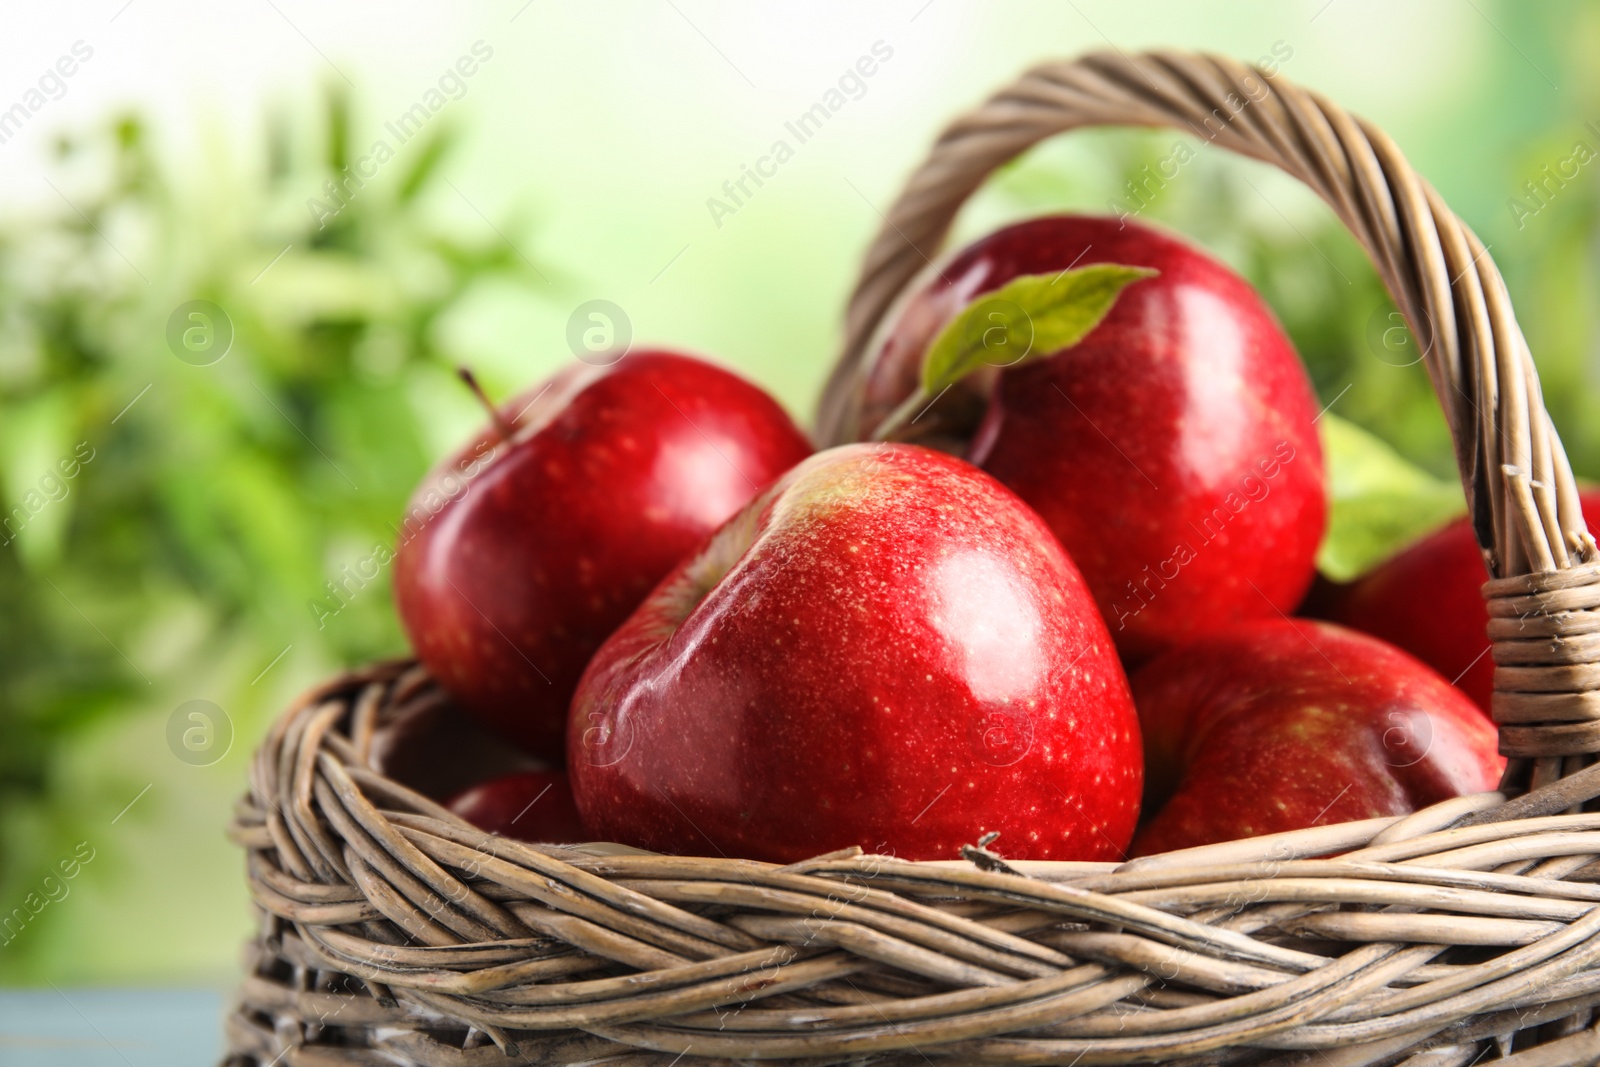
[920,264,1157,396]
[325,85,351,173]
[396,126,456,203]
[1317,412,1467,581]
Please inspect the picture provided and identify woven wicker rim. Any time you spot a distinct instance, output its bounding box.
[226,50,1600,1066]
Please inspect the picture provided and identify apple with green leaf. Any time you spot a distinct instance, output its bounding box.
[860,215,1328,664]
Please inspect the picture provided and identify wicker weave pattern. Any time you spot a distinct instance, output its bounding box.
[226,51,1600,1066]
[227,666,1600,1065]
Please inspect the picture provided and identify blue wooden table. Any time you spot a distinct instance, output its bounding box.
[0,988,223,1066]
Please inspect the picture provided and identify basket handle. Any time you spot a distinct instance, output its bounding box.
[815,49,1600,787]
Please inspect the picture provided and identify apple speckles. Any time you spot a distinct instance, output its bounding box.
[572,442,1140,862]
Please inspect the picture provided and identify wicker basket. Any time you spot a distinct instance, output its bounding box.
[224,51,1600,1066]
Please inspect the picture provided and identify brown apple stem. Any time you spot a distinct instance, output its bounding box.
[458,367,515,441]
[871,388,933,443]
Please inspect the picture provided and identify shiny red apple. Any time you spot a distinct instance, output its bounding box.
[569,443,1143,863]
[1318,489,1600,714]
[863,215,1326,663]
[1131,619,1504,856]
[394,351,813,760]
[448,770,588,844]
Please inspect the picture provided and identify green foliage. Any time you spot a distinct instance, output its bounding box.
[0,90,545,979]
[1316,414,1466,582]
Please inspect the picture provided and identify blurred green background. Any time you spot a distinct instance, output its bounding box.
[1,0,1597,987]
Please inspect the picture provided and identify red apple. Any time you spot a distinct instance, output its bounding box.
[394,351,813,760]
[569,443,1142,863]
[864,215,1326,663]
[448,770,588,844]
[1130,619,1504,856]
[370,690,541,801]
[1318,489,1600,714]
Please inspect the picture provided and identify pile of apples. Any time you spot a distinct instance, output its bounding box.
[378,214,1526,864]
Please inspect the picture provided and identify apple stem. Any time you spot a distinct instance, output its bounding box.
[871,388,933,443]
[458,367,515,441]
